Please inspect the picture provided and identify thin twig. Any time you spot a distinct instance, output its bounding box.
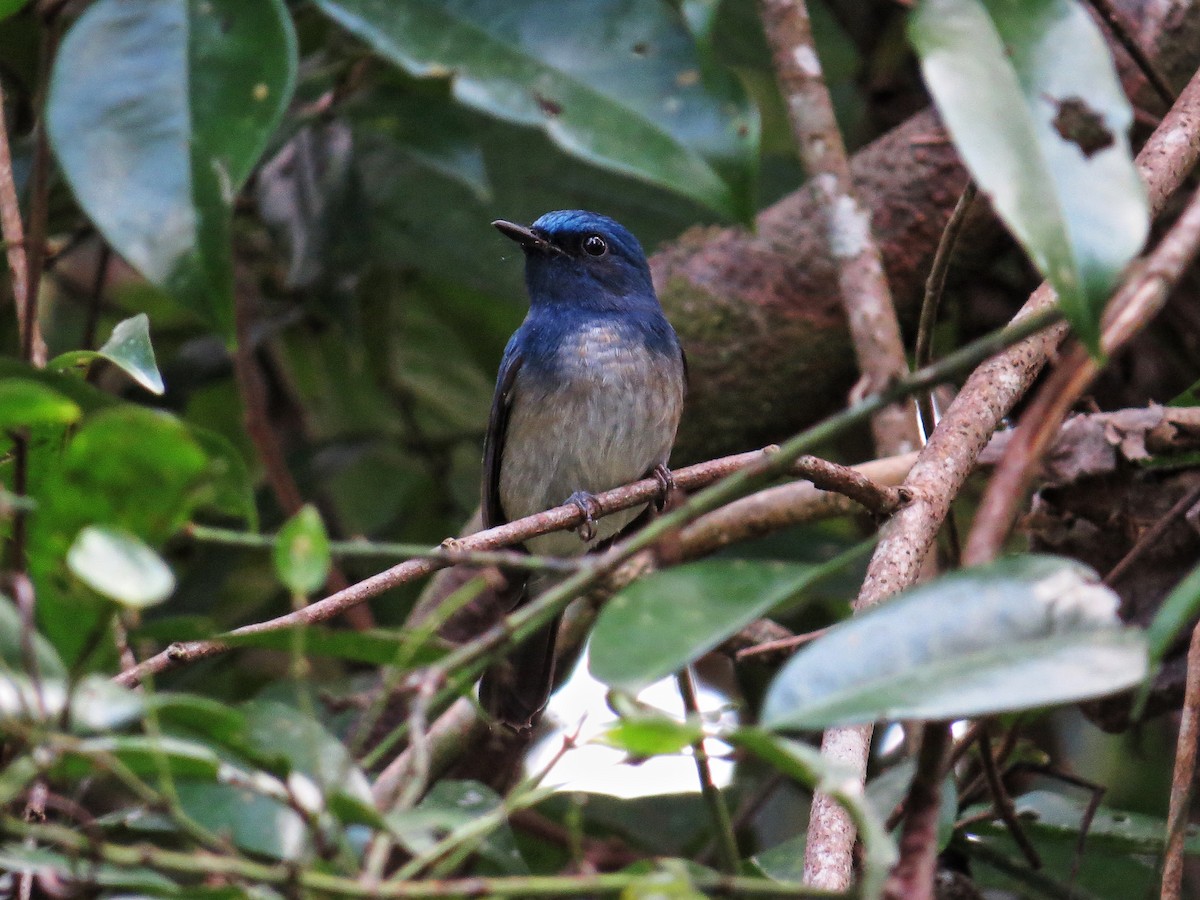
[114,308,1059,689]
[977,725,1041,870]
[1162,619,1200,900]
[1104,479,1200,586]
[760,0,919,456]
[884,722,951,900]
[19,23,56,367]
[0,81,40,356]
[677,667,740,874]
[1086,0,1176,106]
[915,181,976,437]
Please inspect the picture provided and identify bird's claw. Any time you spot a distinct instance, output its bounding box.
[652,464,675,512]
[567,491,601,542]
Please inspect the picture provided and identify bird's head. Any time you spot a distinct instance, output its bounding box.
[493,210,657,310]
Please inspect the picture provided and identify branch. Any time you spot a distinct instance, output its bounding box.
[802,61,1200,891]
[1162,618,1200,900]
[760,0,919,455]
[114,310,1057,689]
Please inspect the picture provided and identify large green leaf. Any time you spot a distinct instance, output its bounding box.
[909,0,1147,351]
[312,0,756,220]
[0,379,80,429]
[763,555,1148,729]
[591,544,869,692]
[47,0,298,339]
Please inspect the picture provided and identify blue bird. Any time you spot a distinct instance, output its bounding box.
[480,210,687,731]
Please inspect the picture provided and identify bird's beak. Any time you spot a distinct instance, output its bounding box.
[492,220,564,256]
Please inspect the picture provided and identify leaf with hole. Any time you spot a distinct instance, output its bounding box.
[763,555,1147,729]
[909,0,1147,351]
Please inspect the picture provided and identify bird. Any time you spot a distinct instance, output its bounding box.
[479,209,687,732]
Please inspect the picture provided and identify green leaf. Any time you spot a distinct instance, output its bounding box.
[762,555,1148,729]
[28,407,212,662]
[0,756,38,806]
[733,728,897,899]
[240,699,373,807]
[312,0,757,220]
[0,846,178,892]
[67,525,176,608]
[176,780,308,860]
[222,625,447,667]
[49,314,165,395]
[0,1,28,22]
[1169,377,1200,407]
[388,780,529,876]
[54,734,222,781]
[596,715,704,757]
[909,0,1147,351]
[273,505,331,596]
[47,0,298,339]
[0,379,81,428]
[967,789,1200,855]
[591,543,869,692]
[1145,560,1200,666]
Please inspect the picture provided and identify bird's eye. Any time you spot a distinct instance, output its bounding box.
[582,235,608,257]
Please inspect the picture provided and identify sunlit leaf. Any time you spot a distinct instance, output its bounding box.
[312,0,757,220]
[0,674,143,732]
[0,379,81,428]
[909,0,1147,351]
[596,715,703,757]
[49,314,164,395]
[273,505,331,596]
[47,0,298,338]
[67,525,175,608]
[763,555,1147,729]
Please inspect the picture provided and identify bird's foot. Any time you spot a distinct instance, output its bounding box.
[651,464,676,512]
[567,491,602,542]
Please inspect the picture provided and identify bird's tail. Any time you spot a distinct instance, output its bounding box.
[479,605,562,732]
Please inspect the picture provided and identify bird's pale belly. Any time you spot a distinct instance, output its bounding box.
[499,326,684,557]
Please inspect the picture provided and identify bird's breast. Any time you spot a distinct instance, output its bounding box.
[499,321,685,556]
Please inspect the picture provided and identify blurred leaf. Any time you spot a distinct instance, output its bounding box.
[967,789,1200,855]
[0,379,81,428]
[0,0,27,22]
[591,544,869,692]
[146,692,251,753]
[49,314,164,395]
[67,525,175,608]
[54,734,222,781]
[273,505,330,596]
[47,0,298,338]
[240,699,373,806]
[1169,377,1200,407]
[596,715,703,756]
[187,425,258,528]
[909,0,1147,351]
[0,595,66,679]
[763,555,1147,729]
[733,728,896,898]
[313,0,757,220]
[28,407,212,662]
[223,625,447,667]
[389,780,529,876]
[0,674,144,732]
[0,756,37,806]
[1145,560,1200,666]
[0,846,178,892]
[176,780,308,860]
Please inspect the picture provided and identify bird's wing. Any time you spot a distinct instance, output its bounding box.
[482,340,523,529]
